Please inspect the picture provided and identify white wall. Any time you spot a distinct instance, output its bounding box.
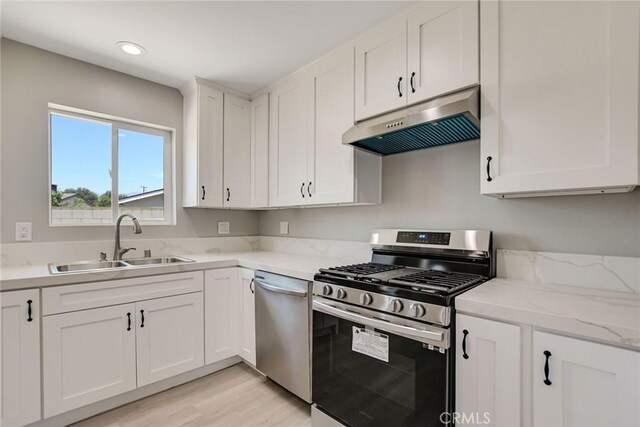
[0,38,258,242]
[258,141,640,257]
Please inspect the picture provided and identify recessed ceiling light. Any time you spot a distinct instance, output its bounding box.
[116,41,146,56]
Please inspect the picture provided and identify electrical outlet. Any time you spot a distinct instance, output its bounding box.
[217,221,230,235]
[280,221,289,235]
[15,222,32,241]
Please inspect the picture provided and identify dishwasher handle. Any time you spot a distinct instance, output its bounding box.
[255,279,308,298]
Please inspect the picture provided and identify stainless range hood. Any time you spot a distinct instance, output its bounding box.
[343,87,480,156]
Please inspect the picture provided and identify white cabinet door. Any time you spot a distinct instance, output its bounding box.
[43,304,136,417]
[481,1,640,197]
[407,1,478,104]
[204,269,239,364]
[182,80,224,207]
[197,85,225,207]
[224,94,252,208]
[1,290,41,426]
[250,93,270,208]
[355,16,407,121]
[456,314,521,427]
[307,46,356,205]
[136,293,204,387]
[533,331,640,427]
[269,74,309,207]
[237,268,256,365]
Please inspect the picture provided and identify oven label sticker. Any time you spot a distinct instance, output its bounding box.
[352,327,389,362]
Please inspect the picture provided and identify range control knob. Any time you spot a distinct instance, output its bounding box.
[410,303,426,318]
[391,299,404,313]
[359,293,373,306]
[322,285,332,296]
[336,288,347,300]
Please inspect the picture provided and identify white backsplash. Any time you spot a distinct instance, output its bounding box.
[0,236,261,267]
[2,236,638,295]
[497,250,640,294]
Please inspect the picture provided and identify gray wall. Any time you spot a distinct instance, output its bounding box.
[259,141,640,257]
[1,39,258,242]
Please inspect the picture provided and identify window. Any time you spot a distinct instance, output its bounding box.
[49,105,174,226]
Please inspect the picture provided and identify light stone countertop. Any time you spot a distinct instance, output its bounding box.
[456,278,640,350]
[0,250,359,291]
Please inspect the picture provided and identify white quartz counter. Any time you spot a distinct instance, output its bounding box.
[0,250,358,291]
[457,278,640,350]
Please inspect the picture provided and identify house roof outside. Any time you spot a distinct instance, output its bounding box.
[118,189,164,205]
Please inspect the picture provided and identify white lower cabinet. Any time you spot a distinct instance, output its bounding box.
[204,268,239,364]
[533,331,640,427]
[237,268,256,365]
[43,303,137,417]
[1,290,41,427]
[456,314,521,426]
[457,314,640,427]
[136,293,204,387]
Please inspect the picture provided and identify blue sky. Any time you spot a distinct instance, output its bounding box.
[51,114,163,196]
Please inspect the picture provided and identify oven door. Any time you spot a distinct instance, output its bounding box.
[313,298,451,427]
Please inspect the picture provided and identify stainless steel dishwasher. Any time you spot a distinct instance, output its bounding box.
[255,270,312,403]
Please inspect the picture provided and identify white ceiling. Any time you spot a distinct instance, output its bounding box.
[1,1,411,93]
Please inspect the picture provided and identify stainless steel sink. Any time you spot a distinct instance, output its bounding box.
[123,256,195,266]
[48,260,129,274]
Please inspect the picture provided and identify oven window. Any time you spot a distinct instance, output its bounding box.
[313,311,449,427]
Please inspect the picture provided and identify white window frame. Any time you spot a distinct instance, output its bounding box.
[48,103,176,226]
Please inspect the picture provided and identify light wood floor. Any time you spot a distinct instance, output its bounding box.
[72,363,311,427]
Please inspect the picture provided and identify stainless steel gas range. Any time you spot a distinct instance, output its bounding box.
[311,229,494,427]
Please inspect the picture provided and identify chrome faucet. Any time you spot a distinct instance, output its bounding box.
[113,214,142,260]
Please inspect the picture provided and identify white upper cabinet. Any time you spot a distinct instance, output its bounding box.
[1,290,41,427]
[456,314,522,427]
[533,331,640,426]
[407,1,478,104]
[250,93,270,208]
[182,79,224,207]
[481,0,640,197]
[224,94,252,208]
[355,1,479,121]
[269,73,309,207]
[307,46,356,205]
[355,16,407,121]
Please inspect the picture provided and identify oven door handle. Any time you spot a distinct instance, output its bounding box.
[313,299,445,345]
[255,279,308,297]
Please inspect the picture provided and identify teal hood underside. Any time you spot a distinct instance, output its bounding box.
[343,87,480,156]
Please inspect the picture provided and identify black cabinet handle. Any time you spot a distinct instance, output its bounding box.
[462,329,469,359]
[486,156,493,182]
[301,182,305,198]
[397,76,403,97]
[140,309,145,328]
[543,350,552,386]
[410,72,416,93]
[127,312,131,331]
[250,279,255,294]
[201,185,206,200]
[27,299,33,322]
[307,182,312,197]
[226,188,230,202]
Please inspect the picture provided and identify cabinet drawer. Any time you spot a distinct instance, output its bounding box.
[43,271,204,315]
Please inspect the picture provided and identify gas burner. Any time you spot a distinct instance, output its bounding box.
[320,263,403,277]
[389,269,485,293]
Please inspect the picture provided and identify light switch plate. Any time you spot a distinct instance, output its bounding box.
[280,221,289,235]
[15,222,32,241]
[217,221,230,235]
